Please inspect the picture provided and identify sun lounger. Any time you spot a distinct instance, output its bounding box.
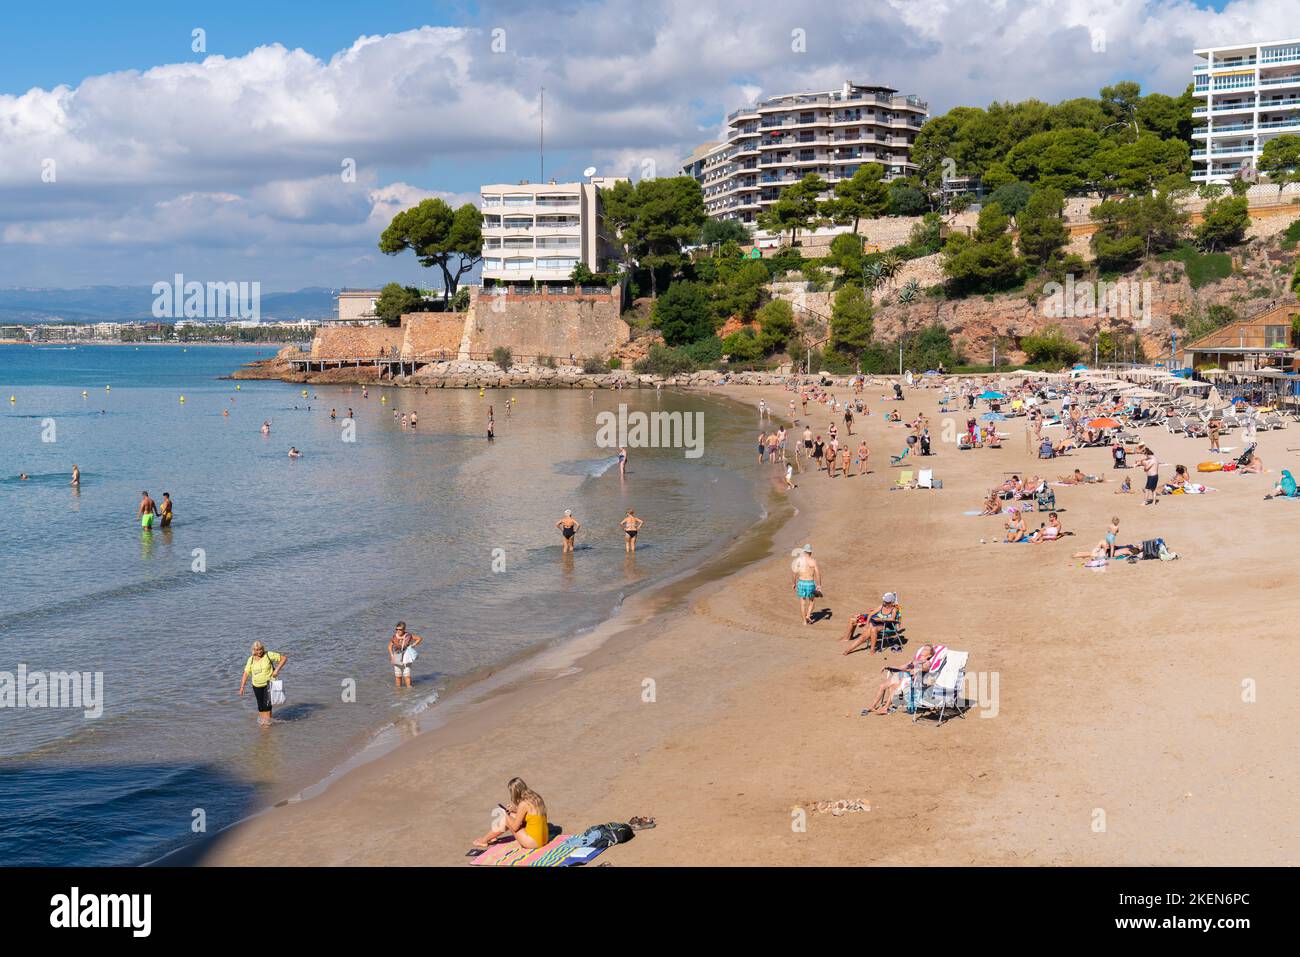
[917,469,934,489]
[1165,416,1186,434]
[909,649,969,726]
[1264,413,1286,430]
[893,470,914,489]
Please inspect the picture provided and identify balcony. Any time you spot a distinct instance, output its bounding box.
[1261,48,1300,66]
[1260,74,1300,87]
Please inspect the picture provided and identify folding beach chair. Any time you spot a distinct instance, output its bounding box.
[910,649,969,726]
[893,470,915,489]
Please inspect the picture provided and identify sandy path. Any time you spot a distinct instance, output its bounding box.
[193,382,1298,866]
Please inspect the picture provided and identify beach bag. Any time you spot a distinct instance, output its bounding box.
[1140,538,1164,561]
[573,822,634,849]
[1197,461,1222,473]
[1159,543,1179,561]
[269,678,286,706]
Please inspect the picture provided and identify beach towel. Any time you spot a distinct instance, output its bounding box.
[469,834,588,867]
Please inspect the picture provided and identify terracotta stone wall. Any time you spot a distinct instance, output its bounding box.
[463,287,630,360]
[311,325,404,359]
[401,313,468,357]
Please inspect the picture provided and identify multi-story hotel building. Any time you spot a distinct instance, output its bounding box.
[680,81,928,226]
[480,178,625,284]
[1192,37,1300,183]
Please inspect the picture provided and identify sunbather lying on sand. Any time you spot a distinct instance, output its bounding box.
[1058,469,1104,485]
[866,644,936,715]
[1240,451,1265,474]
[1073,539,1139,560]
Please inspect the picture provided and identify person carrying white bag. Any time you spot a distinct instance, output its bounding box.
[388,621,424,689]
[238,640,288,727]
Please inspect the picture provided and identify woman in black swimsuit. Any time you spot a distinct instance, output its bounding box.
[556,510,580,553]
[812,437,825,471]
[620,509,644,553]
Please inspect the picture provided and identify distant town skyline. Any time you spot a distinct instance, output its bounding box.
[0,0,1291,289]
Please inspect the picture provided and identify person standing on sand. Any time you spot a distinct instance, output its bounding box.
[618,447,628,477]
[1140,446,1160,506]
[1208,415,1221,453]
[238,640,287,727]
[556,510,580,552]
[792,544,822,625]
[620,509,644,552]
[388,622,423,689]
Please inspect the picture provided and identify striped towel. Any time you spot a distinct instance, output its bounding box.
[469,834,574,867]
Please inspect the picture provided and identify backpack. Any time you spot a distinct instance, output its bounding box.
[1140,538,1164,561]
[572,822,635,849]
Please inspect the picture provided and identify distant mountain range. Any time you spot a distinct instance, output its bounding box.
[0,286,339,323]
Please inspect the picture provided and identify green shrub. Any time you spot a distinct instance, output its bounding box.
[1158,243,1232,289]
[538,354,557,369]
[607,357,621,370]
[581,356,606,374]
[683,336,723,365]
[634,344,697,377]
[1020,325,1083,366]
[491,346,513,371]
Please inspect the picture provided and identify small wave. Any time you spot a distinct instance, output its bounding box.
[552,455,620,478]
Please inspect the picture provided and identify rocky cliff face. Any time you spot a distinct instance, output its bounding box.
[870,233,1298,364]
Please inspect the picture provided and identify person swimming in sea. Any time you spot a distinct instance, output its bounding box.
[288,447,301,459]
[620,509,644,553]
[71,465,80,488]
[556,510,580,552]
[260,421,271,436]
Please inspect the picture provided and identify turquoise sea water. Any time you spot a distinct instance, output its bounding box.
[0,344,766,865]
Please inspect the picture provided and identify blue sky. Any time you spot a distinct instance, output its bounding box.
[0,0,1291,291]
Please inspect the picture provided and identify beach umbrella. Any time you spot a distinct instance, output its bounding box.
[979,412,1005,421]
[1086,417,1121,429]
[979,390,1006,400]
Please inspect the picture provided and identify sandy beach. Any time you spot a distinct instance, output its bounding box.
[190,381,1298,867]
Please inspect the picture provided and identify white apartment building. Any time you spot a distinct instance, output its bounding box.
[480,177,624,284]
[680,82,928,226]
[1192,37,1300,183]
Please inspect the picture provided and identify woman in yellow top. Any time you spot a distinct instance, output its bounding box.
[238,640,287,727]
[472,777,549,850]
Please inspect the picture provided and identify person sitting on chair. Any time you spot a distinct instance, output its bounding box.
[841,592,902,656]
[865,644,937,715]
